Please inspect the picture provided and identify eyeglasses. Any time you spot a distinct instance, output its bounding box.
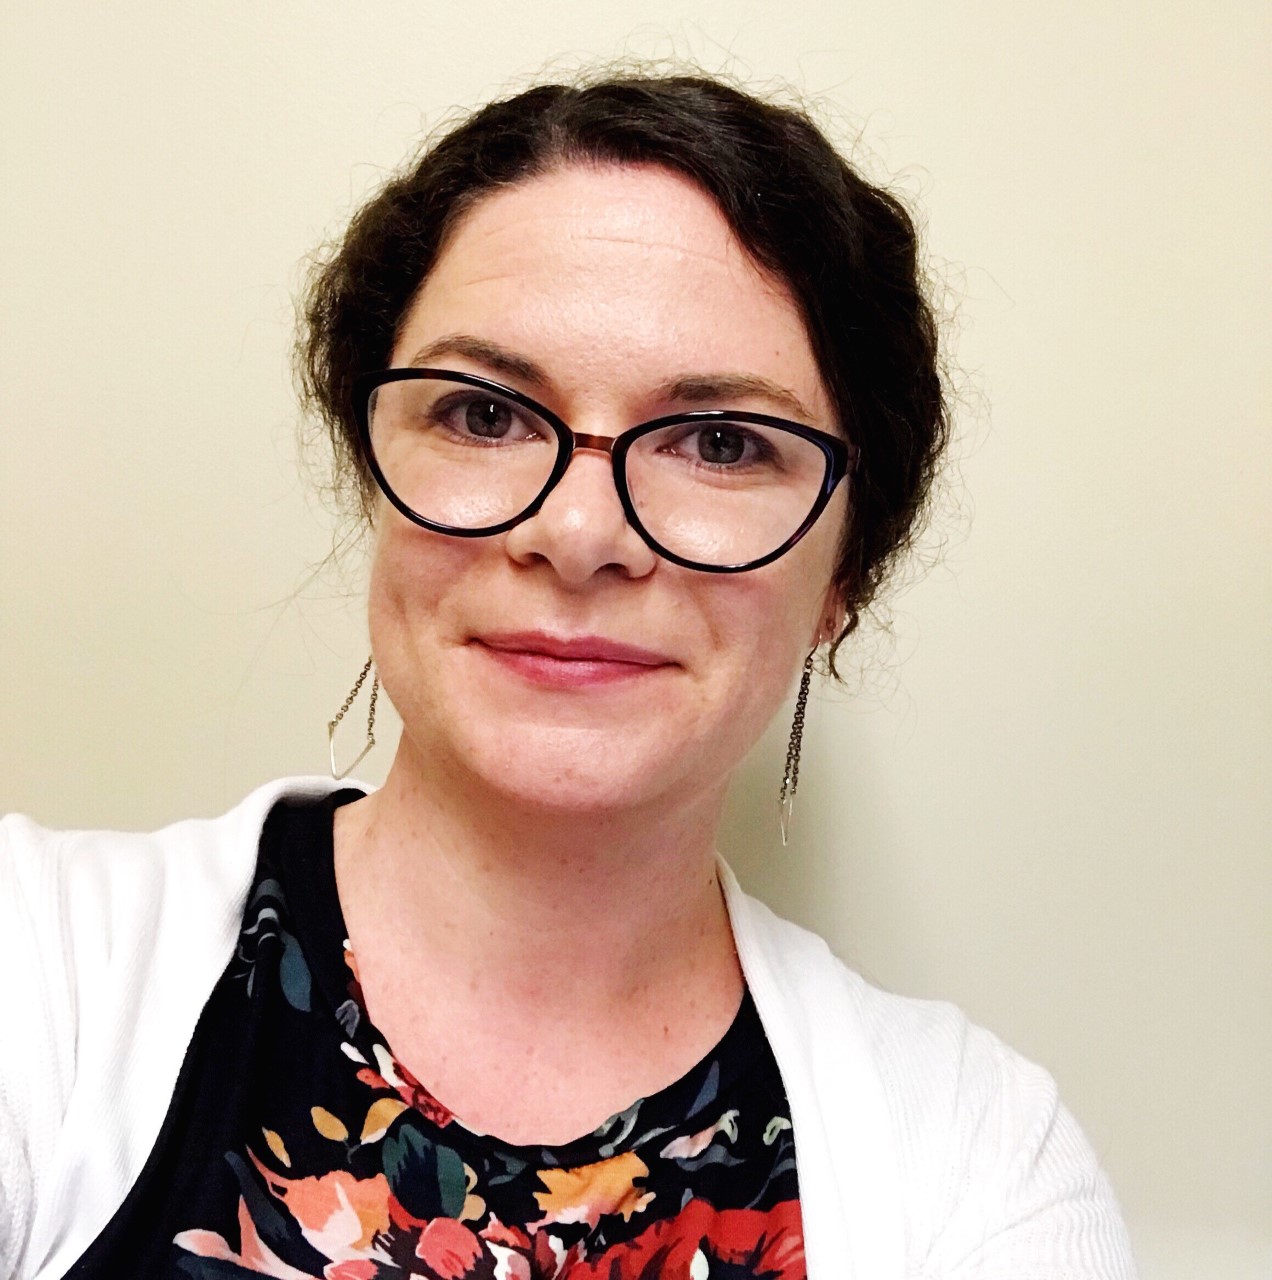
[352,368,858,573]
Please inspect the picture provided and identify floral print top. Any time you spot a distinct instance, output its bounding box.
[67,792,805,1279]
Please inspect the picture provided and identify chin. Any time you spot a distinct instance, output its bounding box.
[459,721,700,817]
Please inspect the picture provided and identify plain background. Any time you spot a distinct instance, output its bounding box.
[2,3,1268,1275]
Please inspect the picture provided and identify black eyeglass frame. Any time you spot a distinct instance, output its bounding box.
[352,367,859,574]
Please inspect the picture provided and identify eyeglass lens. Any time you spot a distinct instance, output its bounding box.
[367,378,831,567]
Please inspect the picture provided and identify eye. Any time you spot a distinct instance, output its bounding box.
[463,398,514,438]
[428,390,545,446]
[661,422,777,470]
[696,426,748,465]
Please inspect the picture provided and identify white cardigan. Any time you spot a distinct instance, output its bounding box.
[1,777,1136,1279]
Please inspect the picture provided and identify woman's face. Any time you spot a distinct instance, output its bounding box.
[369,163,848,816]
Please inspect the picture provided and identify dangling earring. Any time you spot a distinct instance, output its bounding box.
[328,656,379,780]
[778,653,815,846]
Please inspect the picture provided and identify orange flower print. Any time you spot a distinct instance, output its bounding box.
[533,1151,654,1229]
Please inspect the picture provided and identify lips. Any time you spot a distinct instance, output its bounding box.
[475,632,673,666]
[471,631,675,687]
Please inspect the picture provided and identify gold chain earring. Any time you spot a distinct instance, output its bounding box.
[778,652,815,846]
[328,656,379,780]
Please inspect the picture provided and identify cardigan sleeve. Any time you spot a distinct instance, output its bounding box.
[933,1028,1135,1277]
[864,991,1138,1278]
[0,780,339,1280]
[0,817,78,1280]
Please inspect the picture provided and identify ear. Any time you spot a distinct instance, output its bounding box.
[812,582,847,648]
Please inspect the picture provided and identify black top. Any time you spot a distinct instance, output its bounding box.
[68,791,805,1277]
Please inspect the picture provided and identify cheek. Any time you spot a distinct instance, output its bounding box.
[368,525,420,629]
[712,540,839,726]
[757,525,843,645]
[365,517,468,658]
[697,568,825,722]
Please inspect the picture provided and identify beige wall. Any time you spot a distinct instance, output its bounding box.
[2,3,1268,1274]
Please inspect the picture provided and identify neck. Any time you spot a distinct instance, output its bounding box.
[334,733,740,1022]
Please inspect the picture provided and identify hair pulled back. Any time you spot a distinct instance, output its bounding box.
[298,73,949,670]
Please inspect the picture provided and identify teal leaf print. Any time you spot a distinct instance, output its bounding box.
[232,878,311,1014]
[383,1120,467,1219]
[334,996,360,1036]
[676,1146,745,1171]
[687,1061,720,1116]
[278,931,312,1013]
[437,1143,469,1217]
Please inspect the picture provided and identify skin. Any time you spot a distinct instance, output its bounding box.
[333,163,849,1145]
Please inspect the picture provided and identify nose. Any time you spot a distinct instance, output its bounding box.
[503,438,658,586]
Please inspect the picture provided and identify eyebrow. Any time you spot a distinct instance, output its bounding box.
[404,334,816,422]
[656,373,813,422]
[406,335,549,387]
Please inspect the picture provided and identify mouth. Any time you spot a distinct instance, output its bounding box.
[471,631,676,688]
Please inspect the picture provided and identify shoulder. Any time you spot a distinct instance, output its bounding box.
[1,777,346,1007]
[724,871,1137,1277]
[724,872,997,1090]
[0,776,347,1279]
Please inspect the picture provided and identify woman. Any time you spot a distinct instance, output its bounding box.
[1,74,1136,1278]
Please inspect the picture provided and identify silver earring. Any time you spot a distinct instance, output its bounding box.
[778,653,815,846]
[328,656,379,780]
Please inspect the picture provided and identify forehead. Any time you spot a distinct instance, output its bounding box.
[396,163,832,424]
[446,163,765,281]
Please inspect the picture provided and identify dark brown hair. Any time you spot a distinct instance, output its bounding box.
[297,73,949,670]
